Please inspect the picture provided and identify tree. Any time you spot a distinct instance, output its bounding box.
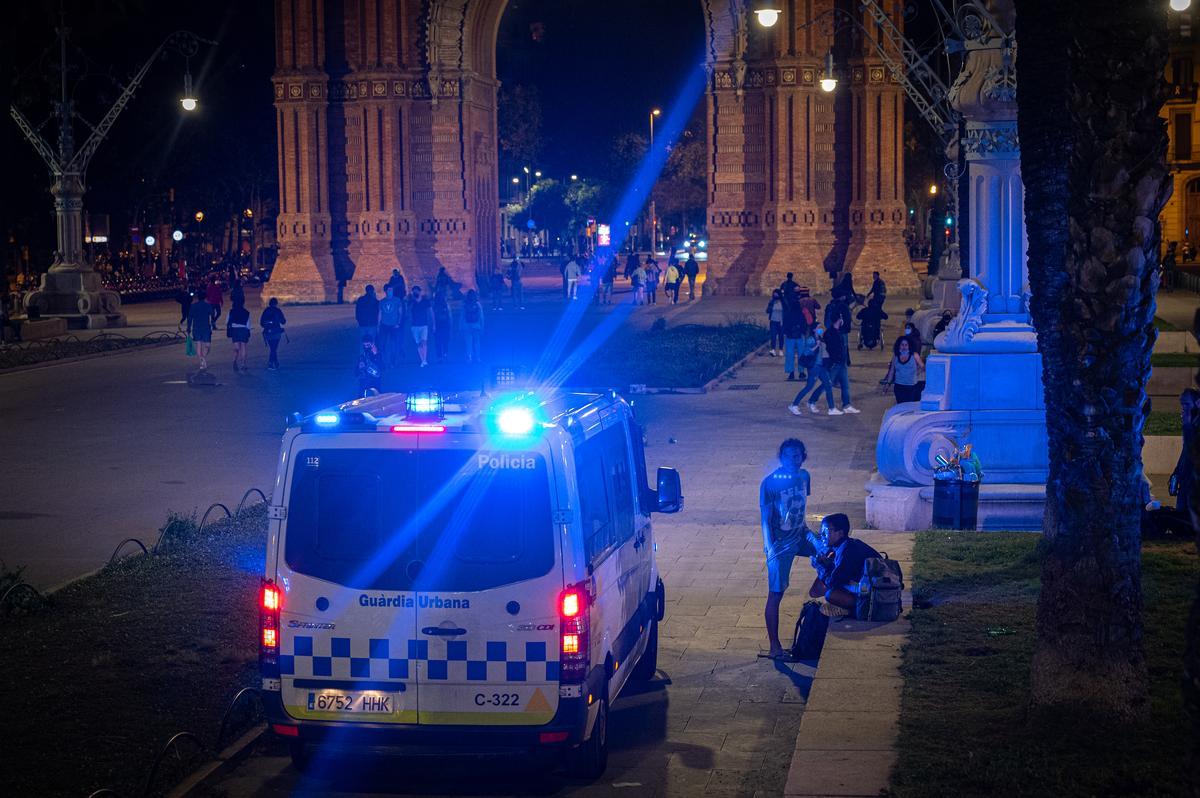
[1016,0,1171,720]
[653,128,706,234]
[498,84,543,171]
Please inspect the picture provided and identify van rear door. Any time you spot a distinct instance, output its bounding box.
[410,447,562,726]
[276,444,424,724]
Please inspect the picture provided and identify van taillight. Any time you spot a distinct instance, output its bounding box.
[260,579,281,677]
[558,584,589,683]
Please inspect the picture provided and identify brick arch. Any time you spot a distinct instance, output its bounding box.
[268,0,914,303]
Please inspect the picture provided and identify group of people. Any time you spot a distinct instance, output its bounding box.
[180,274,286,371]
[765,272,861,416]
[559,252,701,305]
[759,438,884,659]
[352,268,487,395]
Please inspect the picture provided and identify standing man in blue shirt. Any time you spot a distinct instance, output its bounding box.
[759,439,816,659]
[809,512,880,616]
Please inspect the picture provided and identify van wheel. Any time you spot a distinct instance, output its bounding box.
[630,620,658,681]
[568,694,608,780]
[288,740,312,773]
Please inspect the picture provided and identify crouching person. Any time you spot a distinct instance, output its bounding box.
[809,513,880,618]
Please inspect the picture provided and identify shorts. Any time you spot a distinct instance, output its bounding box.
[766,549,797,594]
[411,325,429,343]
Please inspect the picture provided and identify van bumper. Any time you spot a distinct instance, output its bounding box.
[262,677,601,756]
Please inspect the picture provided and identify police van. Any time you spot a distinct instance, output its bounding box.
[260,389,682,776]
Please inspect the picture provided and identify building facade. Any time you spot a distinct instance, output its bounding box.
[269,0,915,302]
[1160,12,1200,258]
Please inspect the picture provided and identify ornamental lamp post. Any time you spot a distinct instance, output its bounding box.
[752,1,782,28]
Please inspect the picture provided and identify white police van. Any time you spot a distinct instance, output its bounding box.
[259,389,682,776]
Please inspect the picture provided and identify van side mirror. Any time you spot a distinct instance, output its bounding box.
[656,467,683,514]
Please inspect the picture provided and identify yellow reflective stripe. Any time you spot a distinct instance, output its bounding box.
[417,711,555,725]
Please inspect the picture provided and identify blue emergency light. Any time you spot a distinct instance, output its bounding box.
[405,392,445,420]
[314,413,340,426]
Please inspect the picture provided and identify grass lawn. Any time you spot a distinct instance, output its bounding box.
[1145,410,1183,437]
[1151,352,1200,368]
[892,532,1197,798]
[0,508,265,797]
[570,321,765,388]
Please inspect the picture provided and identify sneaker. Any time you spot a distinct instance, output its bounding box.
[788,405,802,416]
[843,405,861,414]
[827,408,844,416]
[786,372,796,381]
[769,350,777,357]
[808,403,818,414]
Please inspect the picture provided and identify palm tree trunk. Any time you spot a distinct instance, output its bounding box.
[1015,0,1171,720]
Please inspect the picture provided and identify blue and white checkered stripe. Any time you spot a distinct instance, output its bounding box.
[280,636,559,682]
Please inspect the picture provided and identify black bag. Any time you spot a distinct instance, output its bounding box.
[855,554,904,622]
[789,600,830,660]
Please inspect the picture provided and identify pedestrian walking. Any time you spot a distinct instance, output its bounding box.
[176,284,193,328]
[462,289,485,363]
[781,297,808,379]
[631,260,646,305]
[758,438,815,660]
[866,271,887,308]
[260,298,286,370]
[378,285,404,368]
[433,288,452,362]
[226,300,251,372]
[408,285,434,367]
[565,256,582,300]
[625,251,639,280]
[489,269,505,310]
[882,336,924,403]
[779,272,800,304]
[664,262,681,304]
[355,284,380,340]
[435,266,454,297]
[646,258,661,304]
[386,267,407,302]
[205,274,223,326]
[788,326,833,414]
[186,294,214,371]
[821,314,859,414]
[508,257,525,309]
[356,336,383,396]
[683,254,699,300]
[601,257,616,304]
[767,289,786,356]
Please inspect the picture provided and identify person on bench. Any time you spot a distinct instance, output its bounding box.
[809,513,880,617]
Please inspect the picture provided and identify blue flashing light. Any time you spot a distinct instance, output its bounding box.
[406,392,444,418]
[314,413,340,426]
[497,407,536,436]
[697,240,706,249]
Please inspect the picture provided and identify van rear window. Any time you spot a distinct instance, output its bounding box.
[284,449,554,592]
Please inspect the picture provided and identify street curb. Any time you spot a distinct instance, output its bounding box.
[0,334,182,376]
[169,723,267,798]
[701,342,770,392]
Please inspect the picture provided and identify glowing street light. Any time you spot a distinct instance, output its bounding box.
[194,210,204,222]
[929,183,938,196]
[172,229,184,242]
[180,68,198,111]
[144,235,156,247]
[753,1,781,27]
[1170,0,1191,11]
[570,174,578,181]
[512,177,520,184]
[820,51,838,93]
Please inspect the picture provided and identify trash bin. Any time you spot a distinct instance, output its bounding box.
[932,477,980,530]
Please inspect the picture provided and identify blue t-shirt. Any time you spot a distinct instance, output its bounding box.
[759,467,812,556]
[817,537,881,592]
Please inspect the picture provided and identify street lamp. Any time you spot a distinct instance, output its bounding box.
[649,108,662,146]
[172,229,184,242]
[194,210,204,222]
[570,174,578,181]
[180,66,197,111]
[1170,0,1191,11]
[753,1,781,27]
[929,184,938,196]
[820,50,838,93]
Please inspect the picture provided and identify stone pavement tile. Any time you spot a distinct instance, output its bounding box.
[785,749,897,797]
[821,628,907,652]
[809,647,903,679]
[793,709,898,751]
[803,677,902,714]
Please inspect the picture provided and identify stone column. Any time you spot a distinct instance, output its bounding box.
[867,0,1049,531]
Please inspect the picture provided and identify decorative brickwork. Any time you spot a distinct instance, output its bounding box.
[271,0,914,302]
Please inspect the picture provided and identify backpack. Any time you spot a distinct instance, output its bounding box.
[789,600,830,660]
[464,301,481,324]
[855,554,904,622]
